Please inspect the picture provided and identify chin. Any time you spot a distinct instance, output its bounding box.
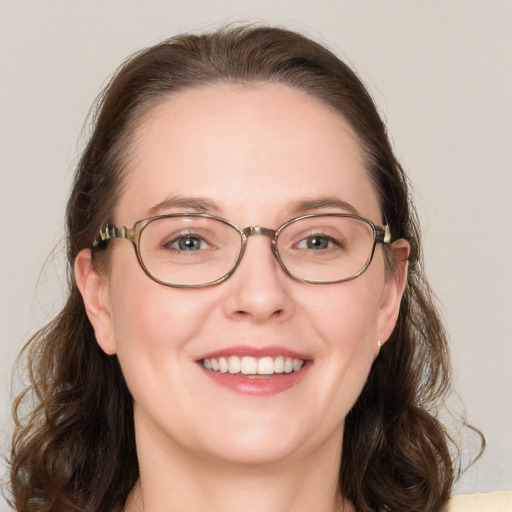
[190,412,325,468]
[205,437,304,468]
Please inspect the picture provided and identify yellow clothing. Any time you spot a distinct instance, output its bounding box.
[448,491,512,512]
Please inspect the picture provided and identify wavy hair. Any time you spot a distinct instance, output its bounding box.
[9,25,481,512]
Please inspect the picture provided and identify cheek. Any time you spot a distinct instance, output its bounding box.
[302,277,383,404]
[107,278,224,439]
[305,275,383,345]
[110,282,214,359]
[105,248,218,389]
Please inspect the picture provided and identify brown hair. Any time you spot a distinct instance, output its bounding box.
[9,25,481,512]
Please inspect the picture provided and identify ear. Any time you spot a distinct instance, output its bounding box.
[376,239,410,347]
[74,249,117,355]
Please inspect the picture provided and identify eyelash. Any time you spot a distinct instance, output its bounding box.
[293,230,347,250]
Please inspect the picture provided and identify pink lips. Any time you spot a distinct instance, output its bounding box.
[197,345,311,396]
[197,345,309,360]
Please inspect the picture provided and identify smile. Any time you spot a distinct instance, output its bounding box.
[202,355,305,376]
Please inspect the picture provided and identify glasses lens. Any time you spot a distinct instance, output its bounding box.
[139,216,242,286]
[276,216,376,282]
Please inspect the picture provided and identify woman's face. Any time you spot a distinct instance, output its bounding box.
[79,83,407,469]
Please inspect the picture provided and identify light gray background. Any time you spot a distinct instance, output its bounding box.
[1,0,511,504]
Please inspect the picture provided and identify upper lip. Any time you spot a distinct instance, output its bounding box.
[196,344,311,361]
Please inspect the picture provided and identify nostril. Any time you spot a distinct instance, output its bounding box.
[233,308,283,317]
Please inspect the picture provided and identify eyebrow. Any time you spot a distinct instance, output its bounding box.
[147,194,359,218]
[285,197,360,216]
[148,195,222,216]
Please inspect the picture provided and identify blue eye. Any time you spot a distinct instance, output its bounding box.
[170,235,208,251]
[297,235,339,250]
[302,236,330,250]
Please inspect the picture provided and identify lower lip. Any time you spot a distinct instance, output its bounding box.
[200,363,311,396]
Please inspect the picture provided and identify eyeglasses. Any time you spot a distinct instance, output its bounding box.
[93,213,391,288]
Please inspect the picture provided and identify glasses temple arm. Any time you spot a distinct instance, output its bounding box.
[93,224,129,247]
[376,225,392,245]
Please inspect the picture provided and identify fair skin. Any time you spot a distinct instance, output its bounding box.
[75,83,409,512]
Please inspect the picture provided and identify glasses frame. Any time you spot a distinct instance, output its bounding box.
[93,212,391,288]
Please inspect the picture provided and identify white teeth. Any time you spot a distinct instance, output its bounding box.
[292,358,304,372]
[241,356,258,375]
[219,357,228,373]
[202,355,305,375]
[228,355,240,374]
[257,357,274,375]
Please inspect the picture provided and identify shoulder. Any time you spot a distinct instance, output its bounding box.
[447,491,512,512]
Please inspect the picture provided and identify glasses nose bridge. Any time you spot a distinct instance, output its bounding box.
[239,226,280,263]
[242,226,276,239]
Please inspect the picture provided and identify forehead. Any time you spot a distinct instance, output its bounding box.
[118,82,380,224]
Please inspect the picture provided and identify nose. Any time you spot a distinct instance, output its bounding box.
[221,234,295,324]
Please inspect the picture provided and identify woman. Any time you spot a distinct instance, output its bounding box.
[9,25,476,512]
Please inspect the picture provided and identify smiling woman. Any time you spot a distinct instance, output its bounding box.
[8,26,482,512]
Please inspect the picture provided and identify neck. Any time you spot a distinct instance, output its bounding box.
[126,414,353,512]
